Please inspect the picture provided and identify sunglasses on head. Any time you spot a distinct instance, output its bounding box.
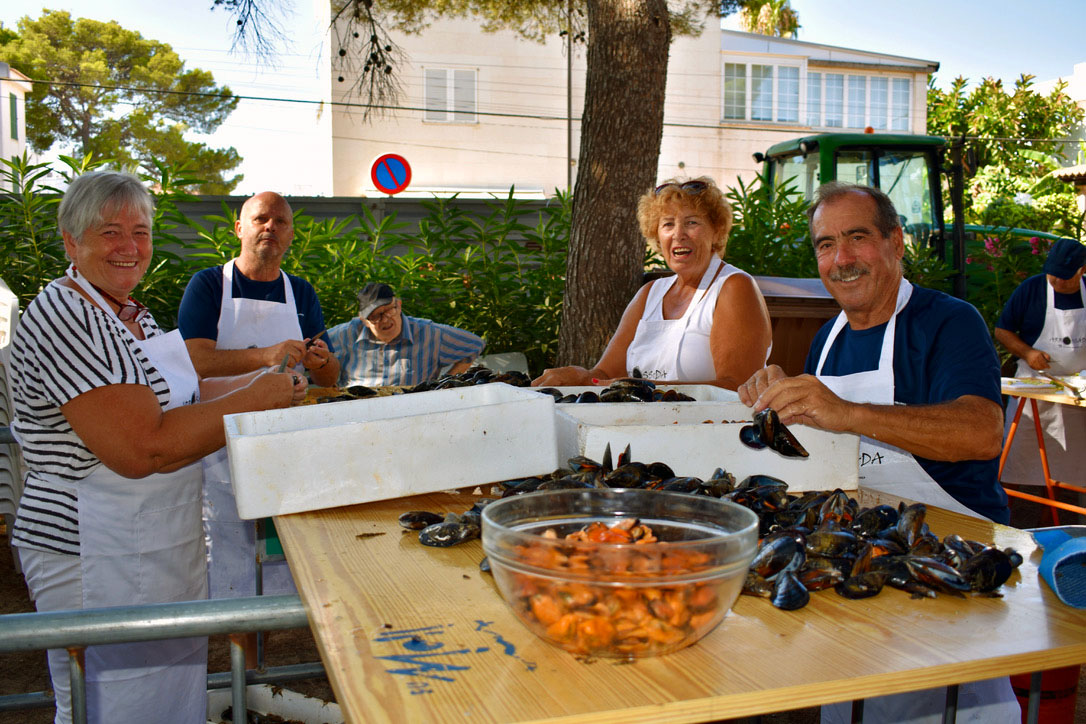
[654,180,709,195]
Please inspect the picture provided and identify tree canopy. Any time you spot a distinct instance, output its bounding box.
[927,74,1085,234]
[1,10,243,193]
[738,0,799,38]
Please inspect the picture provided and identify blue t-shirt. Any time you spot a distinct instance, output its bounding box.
[804,285,1009,523]
[178,265,333,352]
[994,273,1086,347]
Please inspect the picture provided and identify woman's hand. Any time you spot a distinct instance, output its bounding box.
[531,365,593,387]
[245,369,299,409]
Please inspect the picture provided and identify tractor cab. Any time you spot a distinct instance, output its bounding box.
[760,132,948,259]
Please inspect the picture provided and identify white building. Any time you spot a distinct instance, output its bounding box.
[0,62,34,179]
[328,19,937,198]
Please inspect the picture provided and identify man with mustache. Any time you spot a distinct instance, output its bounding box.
[178,191,341,606]
[738,182,1017,723]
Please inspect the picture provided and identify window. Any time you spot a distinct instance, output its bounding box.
[8,94,16,140]
[847,76,866,129]
[806,72,821,126]
[824,74,844,128]
[751,65,773,121]
[869,78,888,130]
[803,72,911,131]
[423,68,476,123]
[723,60,914,131]
[891,78,911,131]
[777,66,799,123]
[723,63,746,120]
[722,61,802,125]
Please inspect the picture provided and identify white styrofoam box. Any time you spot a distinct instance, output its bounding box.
[555,401,858,493]
[224,383,558,519]
[550,385,739,403]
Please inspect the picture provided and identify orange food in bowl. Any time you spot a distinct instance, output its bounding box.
[482,489,758,658]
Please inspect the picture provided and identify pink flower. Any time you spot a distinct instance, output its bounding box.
[1028,237,1044,255]
[983,237,1003,257]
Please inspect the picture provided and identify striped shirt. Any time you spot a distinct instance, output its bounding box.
[10,280,169,555]
[326,315,485,387]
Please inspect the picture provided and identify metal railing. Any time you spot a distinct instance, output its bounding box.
[0,594,323,724]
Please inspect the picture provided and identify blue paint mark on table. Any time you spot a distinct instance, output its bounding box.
[375,622,537,692]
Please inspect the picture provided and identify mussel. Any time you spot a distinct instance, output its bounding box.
[739,409,809,458]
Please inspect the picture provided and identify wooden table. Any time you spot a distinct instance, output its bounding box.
[275,489,1086,723]
[999,378,1086,524]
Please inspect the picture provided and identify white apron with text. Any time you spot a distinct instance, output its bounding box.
[817,277,1017,724]
[203,259,301,598]
[1000,279,1086,485]
[626,259,739,381]
[69,269,208,723]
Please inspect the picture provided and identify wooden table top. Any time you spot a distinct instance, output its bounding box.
[275,489,1086,724]
[1002,378,1086,407]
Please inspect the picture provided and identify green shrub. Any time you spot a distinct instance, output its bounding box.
[0,155,569,376]
[724,171,817,279]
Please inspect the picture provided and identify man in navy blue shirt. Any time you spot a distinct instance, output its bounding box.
[739,182,1018,723]
[994,238,1086,486]
[738,182,1008,523]
[178,191,340,388]
[177,192,342,609]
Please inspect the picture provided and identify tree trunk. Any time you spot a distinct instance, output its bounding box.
[557,0,670,367]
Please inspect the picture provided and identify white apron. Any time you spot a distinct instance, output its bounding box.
[203,259,300,598]
[817,278,1018,724]
[68,269,208,724]
[627,259,759,381]
[1000,279,1086,485]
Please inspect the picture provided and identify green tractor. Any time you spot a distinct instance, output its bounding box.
[756,132,1067,299]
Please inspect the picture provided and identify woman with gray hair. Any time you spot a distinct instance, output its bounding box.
[8,171,305,723]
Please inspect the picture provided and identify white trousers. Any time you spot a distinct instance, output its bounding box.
[18,547,209,724]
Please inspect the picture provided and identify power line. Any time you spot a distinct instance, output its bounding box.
[3,76,1083,145]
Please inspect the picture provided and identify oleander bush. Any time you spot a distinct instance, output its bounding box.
[0,154,568,375]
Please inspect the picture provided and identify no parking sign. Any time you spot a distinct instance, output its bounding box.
[371,153,412,195]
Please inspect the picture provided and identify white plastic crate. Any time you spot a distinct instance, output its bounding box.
[555,401,858,492]
[224,383,558,519]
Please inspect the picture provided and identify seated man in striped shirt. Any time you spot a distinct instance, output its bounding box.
[327,282,486,387]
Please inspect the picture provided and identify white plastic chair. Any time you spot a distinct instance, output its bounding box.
[0,278,25,572]
[475,352,529,374]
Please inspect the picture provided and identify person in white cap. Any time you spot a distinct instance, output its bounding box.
[994,237,1086,490]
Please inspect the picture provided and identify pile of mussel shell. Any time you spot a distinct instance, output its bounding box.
[399,446,1023,611]
[405,366,531,393]
[312,366,530,404]
[535,378,696,403]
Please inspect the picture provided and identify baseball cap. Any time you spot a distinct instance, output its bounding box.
[357,283,396,319]
[1043,239,1086,279]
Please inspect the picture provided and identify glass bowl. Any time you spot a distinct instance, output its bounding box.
[481,488,758,658]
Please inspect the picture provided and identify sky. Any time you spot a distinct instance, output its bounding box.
[2,0,1085,196]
